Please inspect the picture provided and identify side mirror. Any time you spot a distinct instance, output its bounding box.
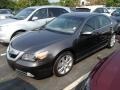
[32,17,38,21]
[81,31,93,35]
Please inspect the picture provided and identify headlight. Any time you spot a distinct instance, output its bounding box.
[22,51,48,61]
[35,51,48,60]
[22,53,35,61]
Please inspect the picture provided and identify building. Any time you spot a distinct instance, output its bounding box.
[80,0,90,6]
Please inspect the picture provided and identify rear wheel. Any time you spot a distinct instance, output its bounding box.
[53,52,74,77]
[107,34,116,48]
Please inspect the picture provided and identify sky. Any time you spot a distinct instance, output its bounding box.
[48,0,60,3]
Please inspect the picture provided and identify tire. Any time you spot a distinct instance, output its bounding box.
[107,34,116,48]
[53,51,74,77]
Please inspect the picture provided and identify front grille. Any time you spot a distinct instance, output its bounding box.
[8,45,20,59]
[9,53,17,58]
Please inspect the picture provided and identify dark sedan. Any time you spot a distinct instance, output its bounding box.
[7,12,116,79]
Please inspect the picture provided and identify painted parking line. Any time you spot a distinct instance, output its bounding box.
[0,53,6,56]
[63,72,90,90]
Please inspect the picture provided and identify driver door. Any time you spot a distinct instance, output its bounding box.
[76,16,102,57]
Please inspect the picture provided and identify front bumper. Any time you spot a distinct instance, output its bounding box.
[6,46,53,79]
[7,59,53,79]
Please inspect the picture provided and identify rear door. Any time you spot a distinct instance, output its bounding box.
[97,15,112,44]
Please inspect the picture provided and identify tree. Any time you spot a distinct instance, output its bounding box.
[14,0,29,10]
[29,0,49,6]
[106,0,120,7]
[87,0,106,5]
[0,0,15,9]
[60,0,80,7]
[14,0,49,10]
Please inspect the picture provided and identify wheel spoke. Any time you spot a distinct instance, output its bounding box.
[110,35,116,47]
[58,67,64,74]
[57,54,73,75]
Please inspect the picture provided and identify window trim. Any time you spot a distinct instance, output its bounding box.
[81,15,112,32]
[28,8,48,21]
[98,15,112,28]
[48,7,68,18]
[81,16,99,32]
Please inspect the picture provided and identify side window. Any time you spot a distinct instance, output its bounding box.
[48,8,68,18]
[98,16,111,27]
[32,8,47,19]
[58,8,68,14]
[94,8,104,13]
[82,16,100,32]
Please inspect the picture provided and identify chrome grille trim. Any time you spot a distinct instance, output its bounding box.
[7,46,24,61]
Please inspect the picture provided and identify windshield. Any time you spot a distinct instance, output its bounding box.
[13,8,35,20]
[0,10,11,14]
[45,16,84,34]
[75,8,90,12]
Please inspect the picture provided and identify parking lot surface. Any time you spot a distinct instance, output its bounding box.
[0,42,119,90]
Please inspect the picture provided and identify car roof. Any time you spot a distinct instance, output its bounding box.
[26,5,71,12]
[28,5,70,9]
[76,5,106,12]
[62,12,100,18]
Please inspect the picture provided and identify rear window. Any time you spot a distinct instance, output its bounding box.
[75,8,90,12]
[0,10,11,14]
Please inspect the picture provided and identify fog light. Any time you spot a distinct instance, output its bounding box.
[27,72,34,77]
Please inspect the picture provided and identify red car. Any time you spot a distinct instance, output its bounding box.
[80,48,120,90]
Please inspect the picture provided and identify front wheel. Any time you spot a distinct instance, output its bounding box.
[53,52,74,77]
[107,34,116,48]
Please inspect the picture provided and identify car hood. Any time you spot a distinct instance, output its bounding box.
[11,30,71,52]
[0,18,20,25]
[91,50,120,90]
